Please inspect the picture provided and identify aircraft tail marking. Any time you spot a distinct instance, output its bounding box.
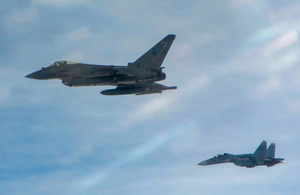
[131,34,176,70]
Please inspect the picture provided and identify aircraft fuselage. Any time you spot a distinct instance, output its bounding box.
[26,63,166,87]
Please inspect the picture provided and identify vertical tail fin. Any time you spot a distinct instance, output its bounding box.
[130,34,176,70]
[253,140,267,165]
[266,143,275,159]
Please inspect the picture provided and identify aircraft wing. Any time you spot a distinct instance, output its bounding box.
[79,65,130,79]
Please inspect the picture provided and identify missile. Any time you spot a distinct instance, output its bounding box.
[136,86,177,95]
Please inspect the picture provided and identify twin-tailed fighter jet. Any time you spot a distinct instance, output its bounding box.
[26,34,177,95]
[198,141,284,168]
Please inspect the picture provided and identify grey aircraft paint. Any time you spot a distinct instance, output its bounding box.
[198,141,284,168]
[25,35,177,95]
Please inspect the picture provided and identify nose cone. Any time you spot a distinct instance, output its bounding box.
[25,70,44,79]
[198,160,208,166]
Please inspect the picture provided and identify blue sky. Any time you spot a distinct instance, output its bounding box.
[1,0,300,194]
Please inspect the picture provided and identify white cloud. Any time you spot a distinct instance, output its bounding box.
[194,30,228,45]
[66,26,91,42]
[228,0,260,9]
[184,75,209,92]
[33,0,92,7]
[4,7,38,31]
[172,43,192,60]
[269,1,300,22]
[63,51,86,62]
[122,95,174,125]
[94,1,152,24]
[254,77,282,98]
[0,87,10,105]
[79,123,194,189]
[57,26,92,46]
[168,127,202,154]
[121,75,209,126]
[60,143,93,164]
[216,33,299,76]
[286,98,300,114]
[263,30,299,55]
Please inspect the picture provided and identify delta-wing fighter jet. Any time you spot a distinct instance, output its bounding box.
[198,141,284,168]
[25,35,177,95]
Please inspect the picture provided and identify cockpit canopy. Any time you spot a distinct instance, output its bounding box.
[48,60,78,67]
[214,153,229,158]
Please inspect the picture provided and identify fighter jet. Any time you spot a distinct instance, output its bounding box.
[198,141,284,168]
[25,34,177,95]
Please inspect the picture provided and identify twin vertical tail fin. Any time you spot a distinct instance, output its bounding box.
[130,34,176,70]
[253,140,267,165]
[266,143,275,159]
